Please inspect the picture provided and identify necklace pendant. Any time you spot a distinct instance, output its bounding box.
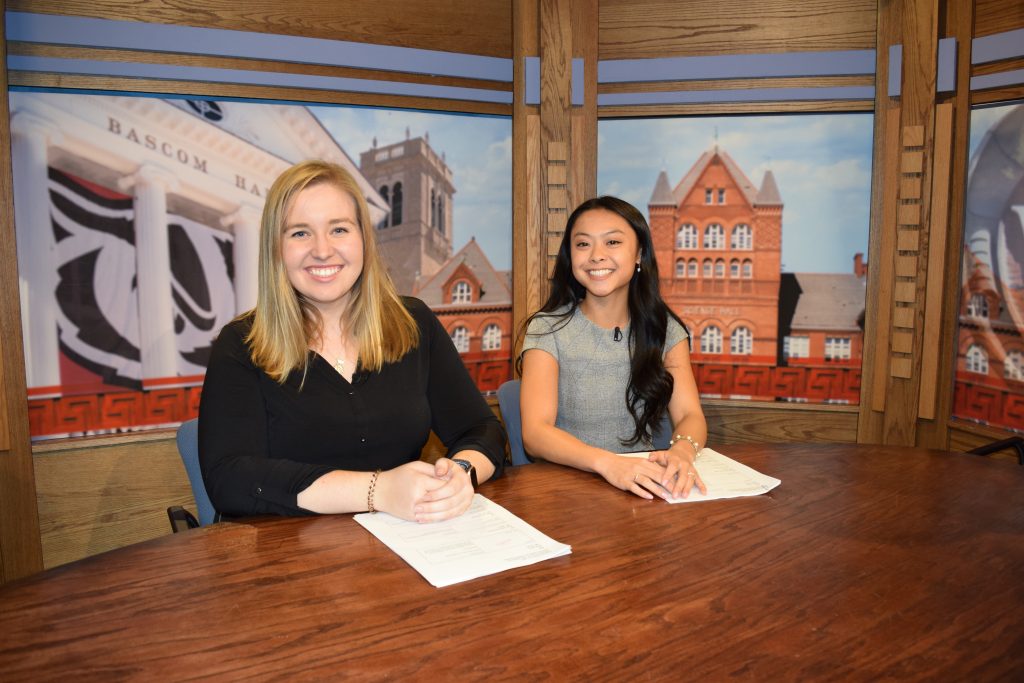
[335,358,345,373]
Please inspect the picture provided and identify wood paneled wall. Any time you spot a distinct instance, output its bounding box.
[2,0,1024,575]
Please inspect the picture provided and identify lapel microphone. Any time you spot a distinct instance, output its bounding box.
[613,326,622,342]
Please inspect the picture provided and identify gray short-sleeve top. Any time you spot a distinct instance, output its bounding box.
[521,305,689,453]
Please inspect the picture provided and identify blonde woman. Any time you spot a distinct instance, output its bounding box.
[199,160,505,522]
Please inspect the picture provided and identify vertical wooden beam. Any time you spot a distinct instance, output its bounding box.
[0,2,45,583]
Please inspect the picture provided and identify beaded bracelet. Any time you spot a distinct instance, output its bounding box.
[669,434,701,458]
[367,469,382,513]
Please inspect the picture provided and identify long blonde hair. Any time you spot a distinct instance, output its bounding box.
[245,159,418,382]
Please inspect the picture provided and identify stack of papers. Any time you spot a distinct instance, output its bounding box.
[623,447,781,502]
[355,494,571,588]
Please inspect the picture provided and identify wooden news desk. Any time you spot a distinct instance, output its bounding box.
[1,443,1022,680]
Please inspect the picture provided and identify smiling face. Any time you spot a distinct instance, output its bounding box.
[281,182,364,320]
[569,208,641,304]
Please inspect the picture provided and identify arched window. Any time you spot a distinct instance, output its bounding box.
[714,259,725,278]
[700,326,722,354]
[482,324,502,351]
[430,190,436,227]
[967,294,988,318]
[392,182,403,225]
[703,259,713,278]
[451,326,470,353]
[451,280,472,304]
[676,223,698,249]
[379,186,390,227]
[688,259,698,278]
[966,344,988,374]
[704,223,725,249]
[730,259,740,278]
[437,194,445,232]
[742,259,753,278]
[1005,350,1024,381]
[730,326,752,355]
[731,224,752,250]
[675,259,686,278]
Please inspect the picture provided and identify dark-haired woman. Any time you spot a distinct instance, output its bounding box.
[519,196,707,500]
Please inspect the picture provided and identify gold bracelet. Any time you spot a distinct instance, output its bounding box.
[367,469,382,513]
[669,434,701,458]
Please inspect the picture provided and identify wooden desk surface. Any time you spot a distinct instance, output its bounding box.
[2,443,1022,680]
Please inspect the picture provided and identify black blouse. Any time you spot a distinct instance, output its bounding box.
[198,297,506,516]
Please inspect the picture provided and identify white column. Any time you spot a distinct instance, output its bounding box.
[11,112,62,391]
[120,165,179,384]
[222,204,262,314]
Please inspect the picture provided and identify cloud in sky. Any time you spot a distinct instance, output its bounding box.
[597,113,875,274]
[313,106,512,271]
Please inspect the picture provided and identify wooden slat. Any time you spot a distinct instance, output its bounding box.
[870,108,902,413]
[598,100,875,118]
[7,72,513,116]
[547,164,567,185]
[918,102,954,420]
[895,255,918,277]
[894,281,917,302]
[973,0,1024,37]
[893,306,915,329]
[902,124,925,146]
[897,229,920,251]
[971,84,1024,105]
[900,177,922,199]
[971,55,1024,77]
[598,74,874,94]
[901,151,924,173]
[891,357,913,378]
[897,203,921,226]
[526,113,543,321]
[598,0,876,60]
[7,0,514,58]
[892,331,914,353]
[0,7,45,582]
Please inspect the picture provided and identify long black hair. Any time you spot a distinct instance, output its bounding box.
[518,196,687,447]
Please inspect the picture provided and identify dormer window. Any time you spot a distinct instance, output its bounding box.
[966,294,988,318]
[451,280,472,304]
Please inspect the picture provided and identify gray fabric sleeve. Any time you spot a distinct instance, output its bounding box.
[664,317,690,357]
[521,313,561,361]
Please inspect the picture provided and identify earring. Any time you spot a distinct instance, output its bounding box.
[635,263,641,273]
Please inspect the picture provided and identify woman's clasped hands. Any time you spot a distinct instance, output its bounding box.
[376,458,475,523]
[596,450,706,501]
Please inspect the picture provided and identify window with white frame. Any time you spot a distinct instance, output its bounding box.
[481,324,502,351]
[704,188,713,204]
[966,343,988,374]
[676,224,698,249]
[966,293,989,318]
[825,337,852,361]
[714,259,725,278]
[742,259,753,278]
[784,335,810,359]
[703,259,713,278]
[688,259,698,278]
[730,326,752,355]
[730,259,740,278]
[1005,350,1024,381]
[704,223,725,249]
[731,224,752,250]
[718,188,726,204]
[451,280,472,304]
[700,325,723,354]
[451,326,470,353]
[675,259,686,278]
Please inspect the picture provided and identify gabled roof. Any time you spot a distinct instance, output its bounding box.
[755,170,783,206]
[649,170,675,206]
[672,148,759,207]
[789,273,865,331]
[414,238,511,308]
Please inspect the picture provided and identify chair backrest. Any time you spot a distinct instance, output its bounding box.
[497,380,531,466]
[176,418,217,526]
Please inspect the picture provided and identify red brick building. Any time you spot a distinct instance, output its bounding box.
[648,147,864,403]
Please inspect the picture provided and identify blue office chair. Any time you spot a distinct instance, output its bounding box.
[498,380,531,466]
[166,418,218,532]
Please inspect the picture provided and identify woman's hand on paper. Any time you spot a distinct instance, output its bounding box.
[597,453,674,500]
[649,449,707,499]
[408,458,475,523]
[376,460,462,522]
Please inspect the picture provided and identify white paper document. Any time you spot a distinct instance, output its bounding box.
[354,494,571,588]
[622,447,781,503]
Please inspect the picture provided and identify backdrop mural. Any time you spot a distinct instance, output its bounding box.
[598,113,873,404]
[9,91,512,439]
[954,101,1024,433]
